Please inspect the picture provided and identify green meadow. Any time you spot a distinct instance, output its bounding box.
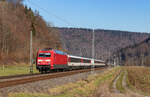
[0,64,38,76]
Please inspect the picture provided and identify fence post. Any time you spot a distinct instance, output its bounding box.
[3,64,5,71]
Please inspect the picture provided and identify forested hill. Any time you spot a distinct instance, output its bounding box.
[115,36,150,66]
[58,27,150,61]
[0,0,62,64]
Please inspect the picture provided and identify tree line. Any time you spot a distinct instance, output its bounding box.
[0,0,62,65]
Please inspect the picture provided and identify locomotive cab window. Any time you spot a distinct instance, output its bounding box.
[39,53,51,57]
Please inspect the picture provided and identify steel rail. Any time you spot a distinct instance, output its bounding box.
[0,67,106,88]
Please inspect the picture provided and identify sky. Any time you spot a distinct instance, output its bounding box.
[24,0,150,32]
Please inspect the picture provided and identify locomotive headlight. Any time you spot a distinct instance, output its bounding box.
[45,59,51,62]
[38,59,43,62]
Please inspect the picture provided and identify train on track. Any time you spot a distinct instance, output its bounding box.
[36,48,106,73]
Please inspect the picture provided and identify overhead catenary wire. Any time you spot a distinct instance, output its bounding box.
[26,0,76,27]
[25,0,78,73]
[25,0,97,73]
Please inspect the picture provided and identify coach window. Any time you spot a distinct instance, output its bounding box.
[95,61,102,63]
[83,59,91,63]
[70,58,81,62]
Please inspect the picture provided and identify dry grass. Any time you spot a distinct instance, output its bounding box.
[8,92,50,97]
[126,66,150,95]
[9,67,121,97]
[48,67,120,97]
[93,67,125,97]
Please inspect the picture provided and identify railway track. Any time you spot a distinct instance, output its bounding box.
[0,73,41,80]
[0,67,106,88]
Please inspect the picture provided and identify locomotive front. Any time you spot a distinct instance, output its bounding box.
[36,49,53,73]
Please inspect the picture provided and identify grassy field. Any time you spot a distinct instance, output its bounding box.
[0,64,38,76]
[126,66,150,96]
[9,67,120,97]
[4,66,150,97]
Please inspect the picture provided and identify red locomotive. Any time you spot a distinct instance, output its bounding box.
[36,48,68,73]
[36,48,105,73]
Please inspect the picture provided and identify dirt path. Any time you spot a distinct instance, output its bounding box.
[95,70,149,97]
[112,70,149,97]
[94,70,125,97]
[112,72,122,94]
[122,71,149,97]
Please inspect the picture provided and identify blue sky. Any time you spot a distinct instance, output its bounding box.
[24,0,150,32]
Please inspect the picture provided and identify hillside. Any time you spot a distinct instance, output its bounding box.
[115,36,150,66]
[0,1,62,64]
[58,28,150,61]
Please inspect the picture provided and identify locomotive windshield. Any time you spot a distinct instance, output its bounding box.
[39,53,51,57]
